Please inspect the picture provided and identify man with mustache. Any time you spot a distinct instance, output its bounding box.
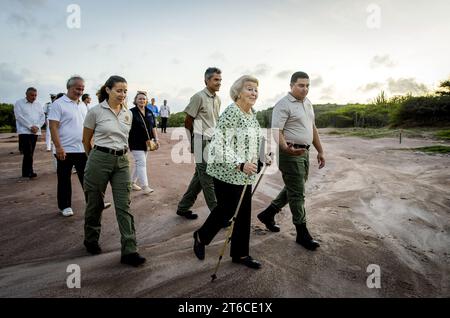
[176,67,222,220]
[258,71,326,251]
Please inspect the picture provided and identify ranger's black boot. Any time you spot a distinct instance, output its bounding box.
[295,223,320,250]
[257,204,281,232]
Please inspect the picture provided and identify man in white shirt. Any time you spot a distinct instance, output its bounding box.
[14,87,45,178]
[44,94,57,151]
[48,76,88,217]
[160,99,170,133]
[81,93,92,111]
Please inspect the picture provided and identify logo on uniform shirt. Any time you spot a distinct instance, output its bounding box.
[124,114,131,124]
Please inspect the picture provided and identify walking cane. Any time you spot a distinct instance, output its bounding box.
[252,137,271,196]
[211,177,249,282]
[210,151,274,282]
[251,152,272,196]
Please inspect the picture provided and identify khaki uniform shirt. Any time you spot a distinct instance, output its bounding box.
[184,88,221,139]
[271,94,315,145]
[84,100,132,150]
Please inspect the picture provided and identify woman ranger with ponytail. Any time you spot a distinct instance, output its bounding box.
[82,75,146,267]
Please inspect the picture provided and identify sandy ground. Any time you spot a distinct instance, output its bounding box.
[0,128,448,298]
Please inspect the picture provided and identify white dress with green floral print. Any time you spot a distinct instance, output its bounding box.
[206,103,261,185]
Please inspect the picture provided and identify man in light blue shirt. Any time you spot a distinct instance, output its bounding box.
[147,97,159,117]
[14,87,45,178]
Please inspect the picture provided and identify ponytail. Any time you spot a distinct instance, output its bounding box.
[97,85,108,103]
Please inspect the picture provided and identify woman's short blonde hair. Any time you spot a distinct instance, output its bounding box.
[230,75,259,102]
[133,91,148,106]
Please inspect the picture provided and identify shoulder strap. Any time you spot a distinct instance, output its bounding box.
[137,110,152,140]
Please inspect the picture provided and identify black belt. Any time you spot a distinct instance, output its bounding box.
[287,143,310,150]
[94,145,128,156]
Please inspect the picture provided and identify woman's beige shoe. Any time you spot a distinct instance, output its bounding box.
[132,183,142,191]
[142,186,154,195]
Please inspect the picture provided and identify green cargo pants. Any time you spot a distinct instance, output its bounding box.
[177,138,217,213]
[271,150,310,225]
[83,148,137,256]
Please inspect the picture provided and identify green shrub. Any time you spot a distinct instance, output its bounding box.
[0,103,16,132]
[412,145,450,154]
[168,112,186,127]
[391,96,450,127]
[435,129,450,140]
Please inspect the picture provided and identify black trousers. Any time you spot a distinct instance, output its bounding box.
[56,153,87,210]
[19,134,37,177]
[198,177,252,258]
[161,117,168,132]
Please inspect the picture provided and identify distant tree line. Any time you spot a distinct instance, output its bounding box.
[255,78,450,128]
[1,78,449,132]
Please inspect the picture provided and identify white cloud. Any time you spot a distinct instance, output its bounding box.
[0,63,24,83]
[6,13,33,29]
[276,70,292,79]
[311,75,323,87]
[208,51,227,62]
[260,92,286,108]
[370,55,396,68]
[387,77,428,95]
[0,63,59,104]
[176,87,196,100]
[245,64,271,77]
[358,78,429,96]
[16,0,47,8]
[359,82,383,92]
[319,85,336,102]
[321,85,335,96]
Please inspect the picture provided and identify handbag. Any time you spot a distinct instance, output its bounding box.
[138,110,158,152]
[147,139,158,151]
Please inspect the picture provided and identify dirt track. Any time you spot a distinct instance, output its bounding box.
[0,129,449,298]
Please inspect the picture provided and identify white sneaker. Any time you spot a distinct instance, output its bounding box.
[132,183,142,191]
[61,207,74,217]
[142,186,154,195]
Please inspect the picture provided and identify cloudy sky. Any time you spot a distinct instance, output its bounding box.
[1,0,449,112]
